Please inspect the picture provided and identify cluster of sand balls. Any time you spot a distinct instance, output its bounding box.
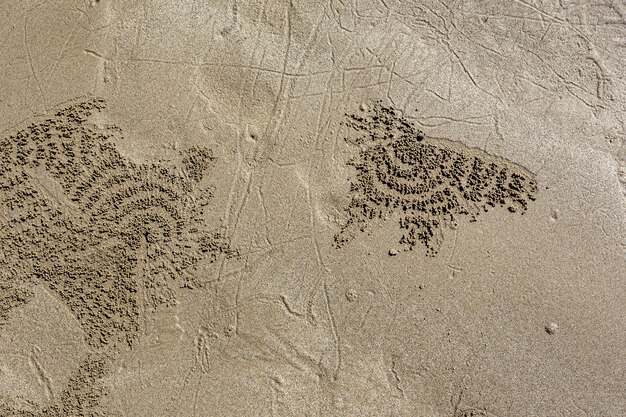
[0,99,237,415]
[335,103,537,255]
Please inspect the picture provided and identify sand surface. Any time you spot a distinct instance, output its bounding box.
[0,1,625,416]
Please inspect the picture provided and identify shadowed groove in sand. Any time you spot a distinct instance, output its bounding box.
[335,103,538,255]
[0,98,237,415]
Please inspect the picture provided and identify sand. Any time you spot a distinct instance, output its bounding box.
[0,1,624,416]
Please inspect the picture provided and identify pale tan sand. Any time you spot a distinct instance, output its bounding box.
[0,1,624,416]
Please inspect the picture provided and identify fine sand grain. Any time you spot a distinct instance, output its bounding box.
[1,1,624,416]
